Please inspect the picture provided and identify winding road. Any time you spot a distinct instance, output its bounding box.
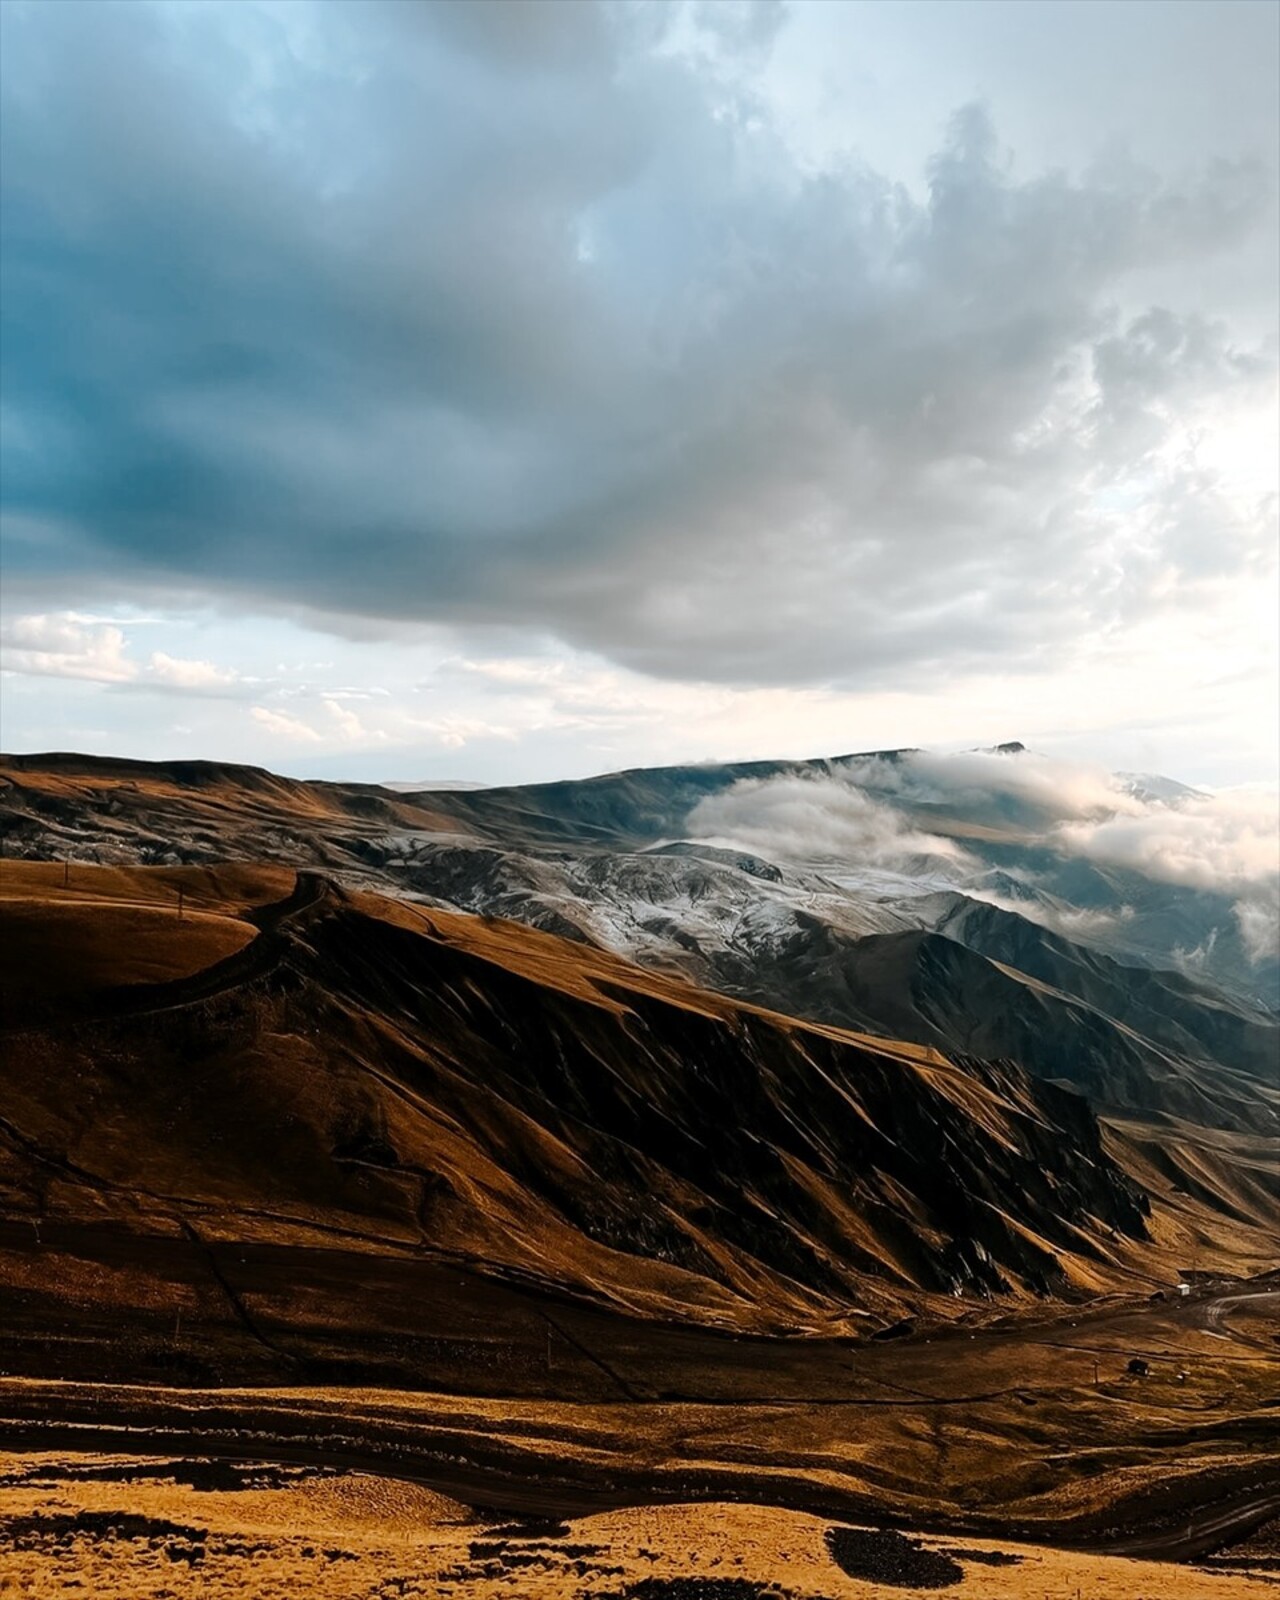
[1,871,330,1031]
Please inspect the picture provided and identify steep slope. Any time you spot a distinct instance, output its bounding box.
[370,838,1274,1133]
[941,845,1280,1008]
[926,894,1278,1082]
[814,929,1280,1134]
[3,862,1215,1379]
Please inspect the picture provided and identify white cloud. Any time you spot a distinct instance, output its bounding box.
[146,651,241,692]
[1,613,136,683]
[688,771,973,868]
[1057,783,1279,895]
[322,697,383,741]
[250,705,321,742]
[961,886,1136,943]
[248,696,390,747]
[1235,895,1280,966]
[403,713,521,751]
[844,749,1277,903]
[845,748,1150,822]
[0,613,253,697]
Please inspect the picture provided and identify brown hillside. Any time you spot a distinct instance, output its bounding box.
[2,863,1274,1398]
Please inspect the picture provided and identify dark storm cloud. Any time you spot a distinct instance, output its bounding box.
[1,0,1274,687]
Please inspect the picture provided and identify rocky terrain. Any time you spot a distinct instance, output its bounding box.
[0,751,1276,1595]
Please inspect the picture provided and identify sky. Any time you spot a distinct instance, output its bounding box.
[1,0,1277,789]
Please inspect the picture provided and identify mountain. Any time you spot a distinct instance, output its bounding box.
[411,756,1277,1006]
[373,837,1277,1134]
[7,859,1234,1385]
[2,750,1275,1141]
[1,761,1277,1571]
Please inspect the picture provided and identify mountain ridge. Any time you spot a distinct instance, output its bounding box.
[6,861,1228,1379]
[3,749,1274,1142]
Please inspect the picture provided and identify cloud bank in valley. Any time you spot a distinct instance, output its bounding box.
[1055,784,1278,896]
[687,771,973,869]
[843,747,1159,821]
[1055,784,1280,965]
[688,749,1280,966]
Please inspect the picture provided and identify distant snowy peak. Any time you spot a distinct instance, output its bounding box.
[1114,771,1211,805]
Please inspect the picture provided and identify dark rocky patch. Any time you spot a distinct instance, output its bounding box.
[0,1458,336,1492]
[825,1526,964,1588]
[470,1534,603,1559]
[482,1516,572,1538]
[937,1544,1024,1566]
[872,1317,917,1342]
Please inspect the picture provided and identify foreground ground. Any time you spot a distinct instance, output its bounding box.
[0,1451,1275,1599]
[2,1277,1277,1556]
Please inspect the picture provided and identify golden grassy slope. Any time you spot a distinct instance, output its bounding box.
[1,863,1273,1342]
[0,754,469,851]
[0,861,291,1009]
[0,1451,1269,1599]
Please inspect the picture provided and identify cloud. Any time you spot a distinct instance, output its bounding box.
[1235,895,1280,967]
[685,750,1278,968]
[146,651,241,692]
[1,613,136,682]
[442,653,692,732]
[843,747,1152,823]
[322,696,386,741]
[250,705,321,742]
[687,771,973,868]
[403,714,521,751]
[1,0,1274,692]
[960,885,1136,943]
[1056,783,1279,895]
[0,611,255,698]
[845,748,1276,899]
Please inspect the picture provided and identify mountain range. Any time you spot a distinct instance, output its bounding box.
[1,744,1277,1568]
[4,746,1274,1148]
